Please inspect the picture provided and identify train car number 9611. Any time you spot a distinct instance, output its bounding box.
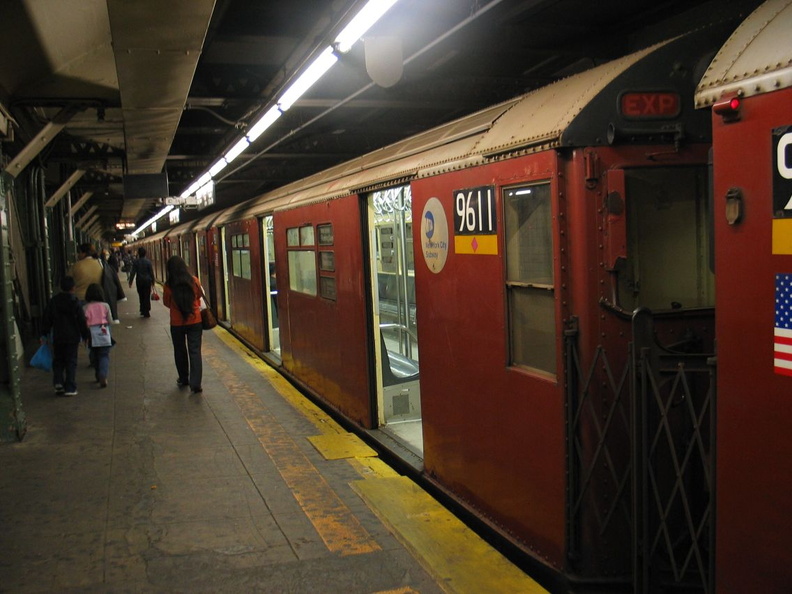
[455,186,496,235]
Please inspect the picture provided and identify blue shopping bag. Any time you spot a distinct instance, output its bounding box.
[30,342,52,372]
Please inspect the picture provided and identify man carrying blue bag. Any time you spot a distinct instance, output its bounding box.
[40,276,90,396]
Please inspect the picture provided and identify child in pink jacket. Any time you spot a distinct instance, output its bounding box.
[83,283,113,388]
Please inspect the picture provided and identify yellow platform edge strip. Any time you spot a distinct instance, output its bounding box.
[308,433,379,460]
[215,330,345,436]
[352,476,549,594]
[213,329,545,589]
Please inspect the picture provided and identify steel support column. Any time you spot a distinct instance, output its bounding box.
[0,172,26,441]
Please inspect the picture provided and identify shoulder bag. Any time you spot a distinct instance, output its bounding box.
[89,324,112,347]
[198,283,217,330]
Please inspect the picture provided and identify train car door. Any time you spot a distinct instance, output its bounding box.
[367,185,422,454]
[261,215,280,357]
[220,226,231,320]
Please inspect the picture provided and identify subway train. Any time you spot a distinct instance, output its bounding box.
[133,2,791,591]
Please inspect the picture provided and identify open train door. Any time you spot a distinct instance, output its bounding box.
[366,185,423,455]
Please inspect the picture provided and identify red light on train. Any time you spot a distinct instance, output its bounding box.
[619,92,680,119]
[712,95,741,122]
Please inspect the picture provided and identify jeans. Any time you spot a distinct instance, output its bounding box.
[52,341,79,392]
[170,323,203,389]
[91,346,111,381]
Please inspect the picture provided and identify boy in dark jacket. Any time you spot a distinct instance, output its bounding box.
[41,276,90,396]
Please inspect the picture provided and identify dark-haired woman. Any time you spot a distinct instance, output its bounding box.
[162,255,204,393]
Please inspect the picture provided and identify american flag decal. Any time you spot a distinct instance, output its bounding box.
[775,273,792,376]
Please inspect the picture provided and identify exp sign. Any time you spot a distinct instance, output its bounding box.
[619,91,680,120]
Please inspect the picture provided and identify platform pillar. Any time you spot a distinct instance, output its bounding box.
[0,171,26,441]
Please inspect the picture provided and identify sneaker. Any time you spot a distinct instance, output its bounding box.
[112,319,120,325]
[99,379,107,388]
[64,390,78,396]
[54,384,64,395]
[176,378,188,387]
[190,386,203,394]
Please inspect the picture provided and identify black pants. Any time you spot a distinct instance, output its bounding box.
[136,280,152,315]
[52,341,79,392]
[170,323,203,389]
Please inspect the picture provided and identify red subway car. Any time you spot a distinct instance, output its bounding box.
[133,4,792,590]
[695,1,792,591]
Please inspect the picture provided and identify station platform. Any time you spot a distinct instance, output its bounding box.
[1,287,548,593]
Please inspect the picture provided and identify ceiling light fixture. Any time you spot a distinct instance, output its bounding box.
[278,47,338,111]
[334,0,398,53]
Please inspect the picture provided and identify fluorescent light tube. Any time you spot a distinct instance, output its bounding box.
[209,158,229,177]
[133,205,174,236]
[335,0,398,53]
[225,137,251,164]
[278,47,338,111]
[246,106,282,142]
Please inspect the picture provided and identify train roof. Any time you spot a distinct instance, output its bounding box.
[166,28,723,233]
[695,0,792,106]
[242,43,671,219]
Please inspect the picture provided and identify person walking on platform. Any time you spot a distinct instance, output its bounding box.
[41,276,89,396]
[163,255,204,394]
[83,283,113,388]
[98,251,126,323]
[128,247,154,317]
[69,243,103,302]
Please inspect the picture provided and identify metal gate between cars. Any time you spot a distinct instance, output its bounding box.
[565,309,716,593]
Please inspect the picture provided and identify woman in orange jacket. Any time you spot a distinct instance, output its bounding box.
[162,256,204,393]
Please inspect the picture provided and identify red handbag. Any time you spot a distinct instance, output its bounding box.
[151,287,160,301]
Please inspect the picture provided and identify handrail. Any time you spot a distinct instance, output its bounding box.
[379,322,418,344]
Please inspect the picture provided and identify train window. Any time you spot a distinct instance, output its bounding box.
[300,225,315,246]
[504,182,556,375]
[318,224,334,246]
[319,251,335,272]
[288,251,317,296]
[287,228,300,247]
[231,233,252,280]
[320,276,337,301]
[620,167,713,311]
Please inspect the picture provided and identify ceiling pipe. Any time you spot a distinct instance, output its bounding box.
[44,170,85,209]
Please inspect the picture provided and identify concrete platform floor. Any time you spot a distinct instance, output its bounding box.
[1,288,546,593]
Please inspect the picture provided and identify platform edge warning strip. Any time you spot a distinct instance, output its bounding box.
[204,341,381,557]
[352,476,549,594]
[210,330,544,588]
[214,329,345,436]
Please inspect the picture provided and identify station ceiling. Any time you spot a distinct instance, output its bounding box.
[0,0,765,241]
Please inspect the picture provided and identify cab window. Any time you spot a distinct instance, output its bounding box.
[619,167,713,311]
[504,182,556,374]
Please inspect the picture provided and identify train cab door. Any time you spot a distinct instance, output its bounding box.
[261,215,280,357]
[367,185,423,455]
